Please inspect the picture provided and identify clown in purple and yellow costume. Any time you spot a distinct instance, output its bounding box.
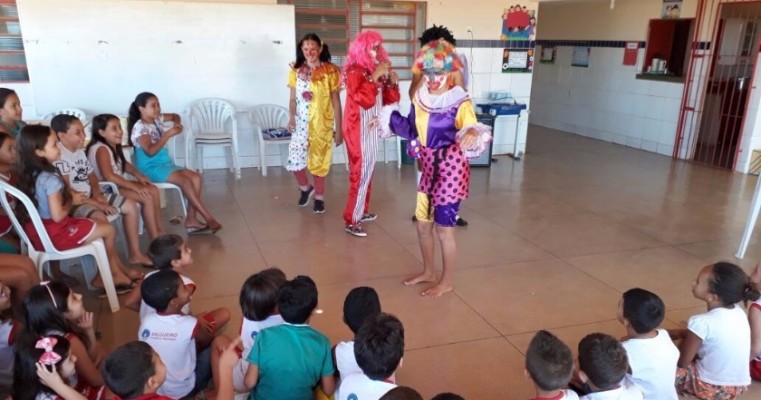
[383,39,491,297]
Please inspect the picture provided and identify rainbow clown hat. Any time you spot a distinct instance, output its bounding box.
[413,39,463,73]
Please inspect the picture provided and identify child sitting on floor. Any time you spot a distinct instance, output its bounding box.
[335,286,382,381]
[243,275,335,399]
[671,262,759,399]
[575,333,643,400]
[138,270,225,399]
[525,330,578,400]
[124,234,230,347]
[336,313,404,400]
[617,288,678,399]
[101,341,170,400]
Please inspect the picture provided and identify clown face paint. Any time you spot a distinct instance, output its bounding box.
[302,39,321,65]
[424,69,448,93]
[370,44,380,64]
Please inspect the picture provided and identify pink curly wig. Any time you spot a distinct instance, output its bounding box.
[343,30,390,75]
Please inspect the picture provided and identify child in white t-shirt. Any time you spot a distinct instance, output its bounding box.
[51,114,152,268]
[574,333,643,400]
[336,313,404,400]
[212,267,286,393]
[524,330,579,400]
[125,234,230,349]
[334,286,382,381]
[139,270,226,399]
[617,288,678,400]
[671,262,759,399]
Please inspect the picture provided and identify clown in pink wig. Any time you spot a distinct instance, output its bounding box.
[341,30,400,238]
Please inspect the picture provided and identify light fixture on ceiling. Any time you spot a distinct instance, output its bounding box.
[610,0,615,10]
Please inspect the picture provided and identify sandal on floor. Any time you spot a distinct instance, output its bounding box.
[169,216,183,225]
[186,225,210,235]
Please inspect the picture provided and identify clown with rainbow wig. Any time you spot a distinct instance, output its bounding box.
[341,30,400,238]
[383,39,492,297]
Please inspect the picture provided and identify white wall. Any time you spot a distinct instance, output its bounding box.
[531,46,684,156]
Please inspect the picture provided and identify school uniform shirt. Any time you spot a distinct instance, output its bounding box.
[579,383,643,400]
[335,340,362,380]
[336,373,395,400]
[55,143,94,197]
[231,314,286,392]
[139,313,198,399]
[0,319,20,386]
[139,271,194,320]
[621,329,679,400]
[87,142,126,181]
[246,323,335,400]
[687,304,751,386]
[531,391,580,400]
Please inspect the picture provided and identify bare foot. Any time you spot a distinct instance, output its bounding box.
[128,254,154,267]
[121,268,144,281]
[403,272,437,286]
[207,219,223,234]
[421,282,453,297]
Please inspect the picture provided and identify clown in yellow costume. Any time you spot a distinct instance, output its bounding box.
[287,33,343,213]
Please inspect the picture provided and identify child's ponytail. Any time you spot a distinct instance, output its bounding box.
[710,262,758,306]
[743,281,761,304]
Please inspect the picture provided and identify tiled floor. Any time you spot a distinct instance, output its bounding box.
[91,125,761,399]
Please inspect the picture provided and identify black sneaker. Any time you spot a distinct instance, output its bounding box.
[361,213,377,222]
[345,223,367,237]
[456,217,468,227]
[298,186,314,207]
[313,199,325,214]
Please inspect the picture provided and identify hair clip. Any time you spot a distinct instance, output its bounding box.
[40,281,58,309]
[36,337,62,365]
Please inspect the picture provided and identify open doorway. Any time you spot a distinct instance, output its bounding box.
[693,2,761,169]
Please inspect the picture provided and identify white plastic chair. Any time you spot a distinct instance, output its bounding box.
[98,182,144,235]
[43,108,89,129]
[0,181,120,312]
[249,105,290,177]
[380,136,402,169]
[123,146,188,220]
[187,99,240,179]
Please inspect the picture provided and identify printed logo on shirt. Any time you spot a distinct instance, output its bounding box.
[54,159,90,186]
[348,395,358,400]
[141,329,179,341]
[251,331,258,339]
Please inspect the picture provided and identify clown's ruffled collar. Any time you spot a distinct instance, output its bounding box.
[296,62,337,82]
[414,85,469,114]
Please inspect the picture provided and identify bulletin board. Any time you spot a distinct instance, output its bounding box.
[16,0,296,115]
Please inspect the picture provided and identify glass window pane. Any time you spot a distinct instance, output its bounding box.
[296,28,346,41]
[383,42,414,54]
[372,28,414,41]
[0,70,28,82]
[0,6,18,19]
[361,1,415,12]
[0,38,23,51]
[361,14,413,27]
[285,0,348,9]
[0,53,26,67]
[389,56,411,68]
[296,12,346,26]
[0,22,20,36]
[395,69,411,80]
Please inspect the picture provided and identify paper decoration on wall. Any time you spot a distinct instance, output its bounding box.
[540,46,555,64]
[500,4,536,41]
[623,41,639,66]
[502,49,534,73]
[571,46,591,68]
[662,0,682,19]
